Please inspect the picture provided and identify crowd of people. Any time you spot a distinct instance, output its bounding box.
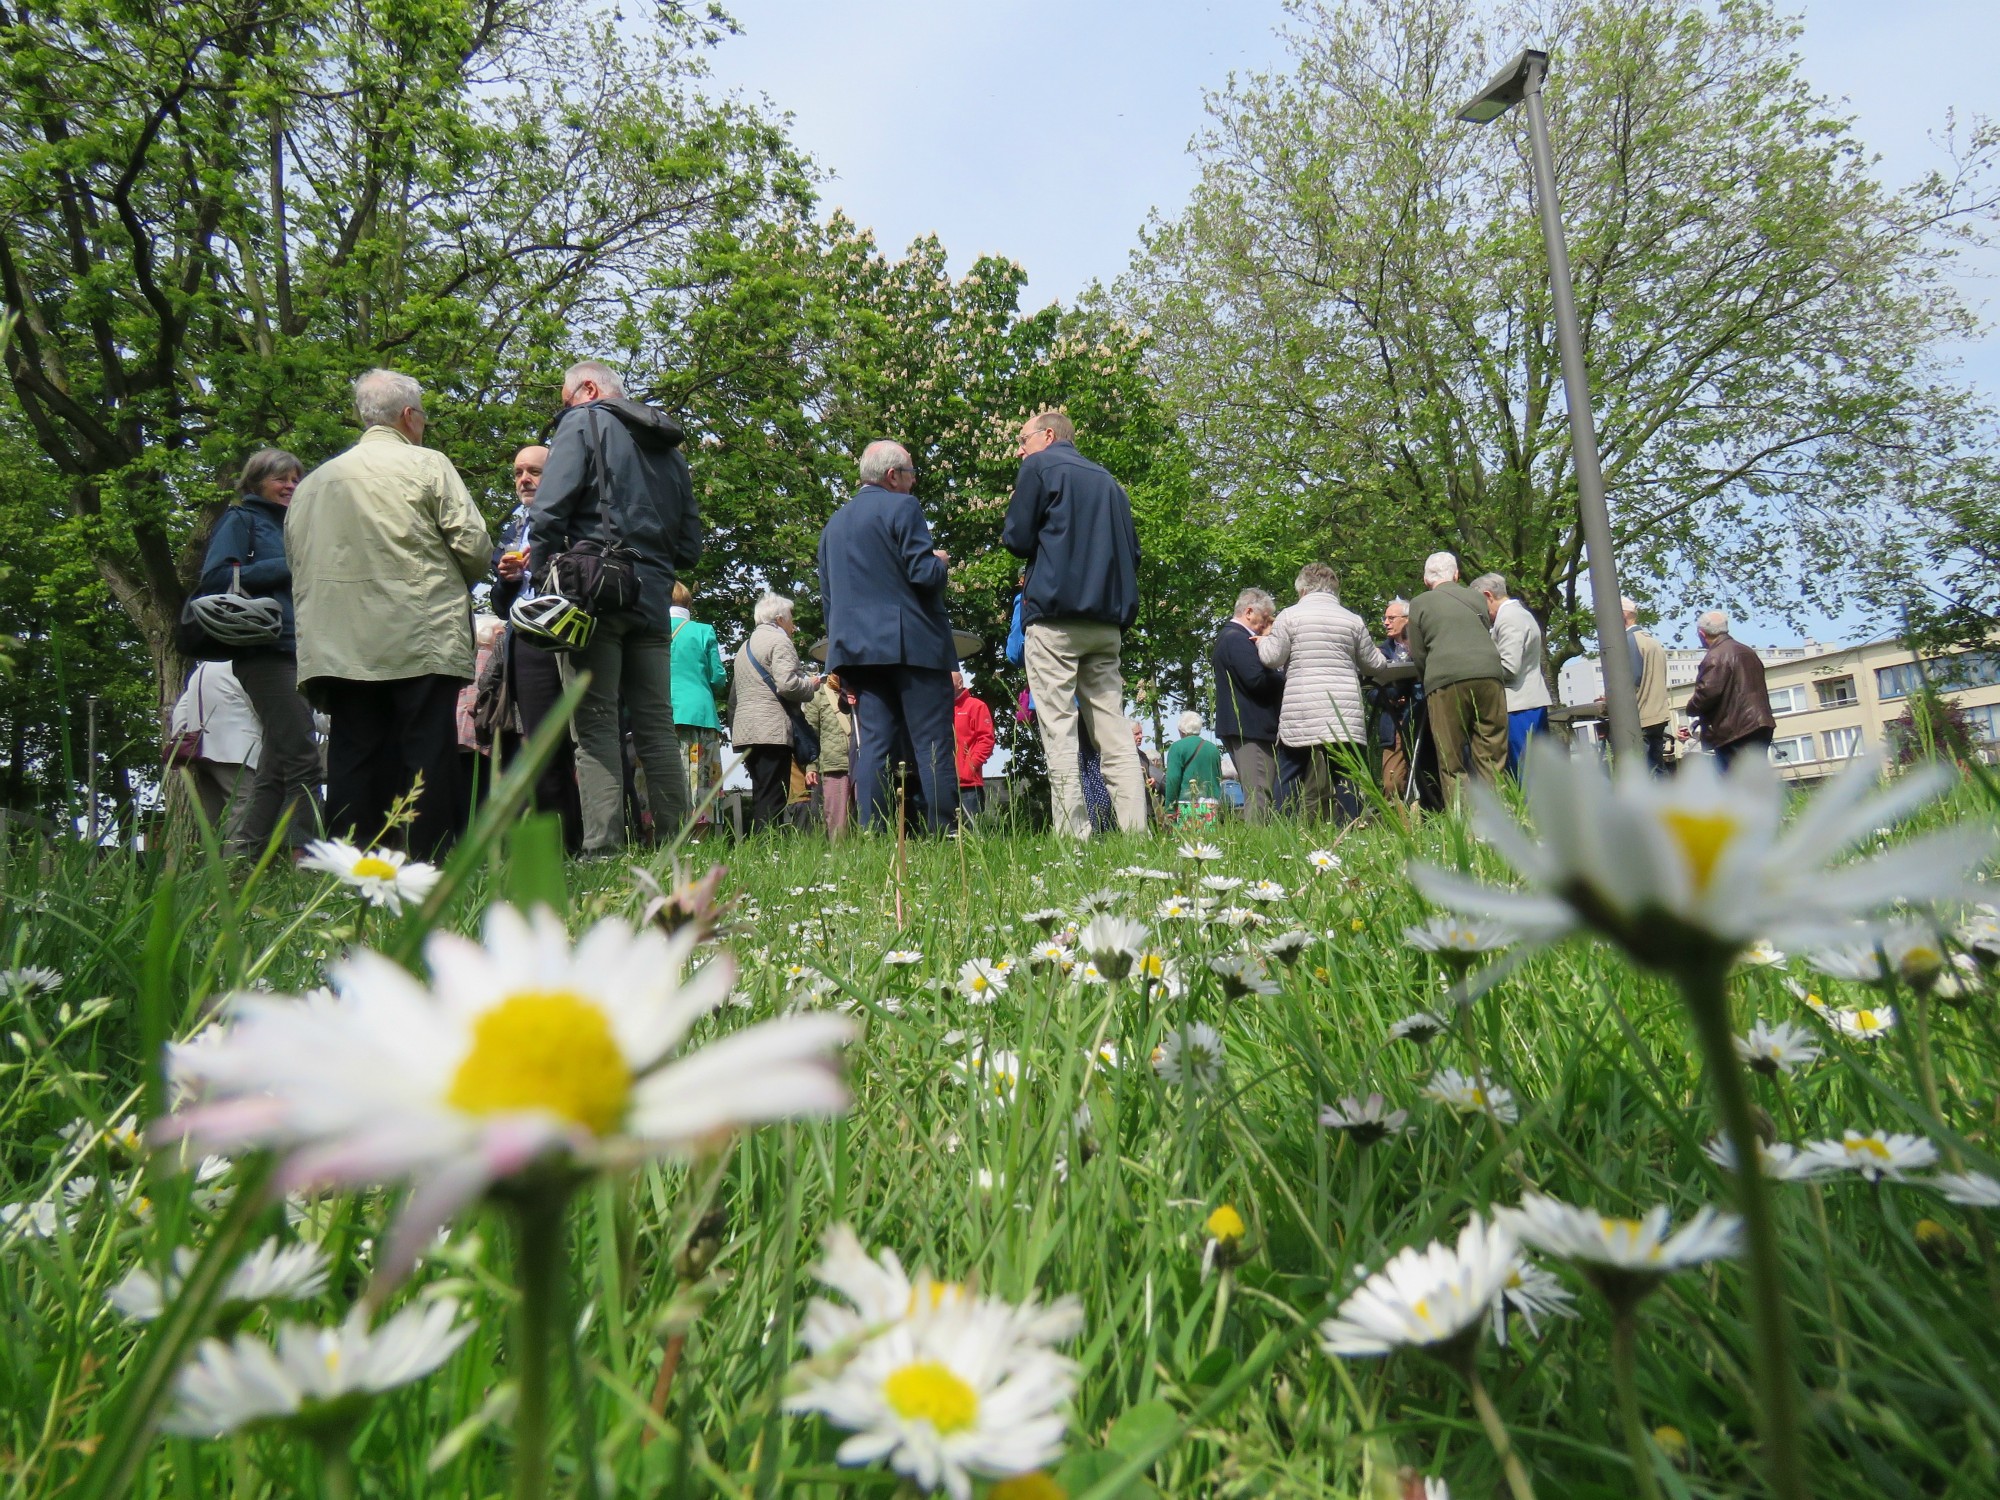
[168,363,1776,860]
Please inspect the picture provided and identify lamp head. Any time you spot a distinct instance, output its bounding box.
[1456,47,1548,124]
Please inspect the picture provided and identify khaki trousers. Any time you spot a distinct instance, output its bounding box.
[1024,619,1148,837]
[1426,678,1508,806]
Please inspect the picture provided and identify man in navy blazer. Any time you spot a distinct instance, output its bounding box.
[817,439,960,833]
[1211,587,1283,821]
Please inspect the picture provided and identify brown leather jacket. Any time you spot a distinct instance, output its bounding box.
[1685,635,1775,749]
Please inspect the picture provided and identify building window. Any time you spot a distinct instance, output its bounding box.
[1768,685,1806,716]
[1877,650,2000,702]
[1965,704,2000,747]
[1815,676,1857,708]
[1769,734,1817,767]
[1822,725,1862,760]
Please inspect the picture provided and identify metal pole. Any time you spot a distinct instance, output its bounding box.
[1521,60,1643,764]
[86,694,99,847]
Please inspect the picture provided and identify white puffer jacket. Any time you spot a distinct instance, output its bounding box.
[1257,591,1404,747]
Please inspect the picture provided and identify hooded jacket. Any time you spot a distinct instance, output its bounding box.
[1001,442,1140,630]
[529,398,700,633]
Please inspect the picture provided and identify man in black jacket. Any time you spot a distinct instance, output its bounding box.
[1211,587,1282,822]
[1001,410,1146,838]
[529,360,700,854]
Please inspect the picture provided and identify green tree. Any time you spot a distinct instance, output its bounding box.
[1121,0,1999,666]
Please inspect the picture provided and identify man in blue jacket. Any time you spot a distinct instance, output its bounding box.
[818,439,959,834]
[1001,411,1146,838]
[1210,588,1283,822]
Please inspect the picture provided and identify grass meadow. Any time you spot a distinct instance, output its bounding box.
[3,761,1999,1500]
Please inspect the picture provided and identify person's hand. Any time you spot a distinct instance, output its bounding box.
[933,548,950,563]
[496,551,526,581]
[1676,727,1692,741]
[805,768,819,787]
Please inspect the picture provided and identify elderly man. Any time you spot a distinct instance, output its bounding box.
[1621,597,1673,773]
[1372,599,1424,803]
[1257,563,1413,821]
[287,369,490,856]
[1404,551,1508,805]
[491,442,581,849]
[1210,586,1283,822]
[530,359,699,855]
[1683,608,1775,770]
[1472,573,1552,776]
[818,439,958,833]
[1002,410,1146,838]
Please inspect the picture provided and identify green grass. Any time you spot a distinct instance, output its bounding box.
[3,782,2000,1500]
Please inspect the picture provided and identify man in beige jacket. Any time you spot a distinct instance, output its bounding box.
[287,369,491,856]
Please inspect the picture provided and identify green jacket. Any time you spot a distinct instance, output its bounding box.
[803,682,852,774]
[669,612,727,730]
[1406,582,1505,692]
[286,426,491,695]
[1165,734,1224,805]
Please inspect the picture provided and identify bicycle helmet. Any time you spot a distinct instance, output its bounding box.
[510,591,595,652]
[186,591,284,646]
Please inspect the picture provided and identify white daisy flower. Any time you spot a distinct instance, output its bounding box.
[784,1296,1076,1500]
[1491,1257,1576,1345]
[1072,890,1121,915]
[1421,1069,1517,1124]
[1799,1129,1939,1182]
[1411,746,1994,976]
[990,958,1017,978]
[1078,915,1148,980]
[1403,916,1516,963]
[1152,1023,1225,1091]
[1304,849,1341,872]
[1810,1000,1898,1040]
[0,1198,64,1240]
[1208,953,1278,999]
[1213,906,1265,930]
[1733,1019,1822,1077]
[956,1049,1024,1106]
[1201,1203,1250,1277]
[1115,866,1176,882]
[1128,950,1185,998]
[1319,1216,1518,1357]
[1177,842,1224,862]
[106,1240,330,1322]
[0,965,63,998]
[956,960,1009,1004]
[1198,875,1244,893]
[1155,896,1196,922]
[1243,880,1287,902]
[298,839,441,915]
[1387,1011,1450,1046]
[1701,1136,1824,1182]
[163,1300,474,1438]
[883,951,924,967]
[162,905,853,1285]
[1262,930,1314,967]
[1931,953,1983,1002]
[1021,909,1068,934]
[1738,939,1787,968]
[60,1113,146,1156]
[1026,942,1075,974]
[1936,1171,2000,1207]
[1318,1093,1408,1146]
[1500,1194,1739,1306]
[1957,910,2000,963]
[1813,923,1950,991]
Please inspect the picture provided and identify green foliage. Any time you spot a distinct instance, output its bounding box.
[1120,0,2000,663]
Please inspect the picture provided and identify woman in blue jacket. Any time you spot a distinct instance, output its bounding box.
[196,448,323,855]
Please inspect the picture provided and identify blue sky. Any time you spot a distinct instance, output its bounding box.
[700,1,2000,647]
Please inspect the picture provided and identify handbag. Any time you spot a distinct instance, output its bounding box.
[166,669,205,765]
[747,645,820,766]
[544,411,642,614]
[470,631,515,747]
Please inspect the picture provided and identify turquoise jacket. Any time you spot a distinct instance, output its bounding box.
[670,611,727,730]
[1165,734,1224,805]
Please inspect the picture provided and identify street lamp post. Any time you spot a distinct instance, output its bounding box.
[1457,48,1643,764]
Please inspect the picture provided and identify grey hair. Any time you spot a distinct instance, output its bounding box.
[1422,551,1460,586]
[1385,596,1409,615]
[858,439,914,485]
[354,369,424,429]
[1471,572,1508,600]
[1177,709,1205,737]
[1233,587,1276,618]
[1294,562,1339,597]
[1699,608,1731,637]
[1620,595,1638,616]
[239,447,303,493]
[563,360,625,399]
[753,593,794,628]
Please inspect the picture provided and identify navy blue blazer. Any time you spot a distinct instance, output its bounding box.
[1211,618,1283,742]
[817,484,956,673]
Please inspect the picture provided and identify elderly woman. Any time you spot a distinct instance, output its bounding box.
[1164,709,1225,820]
[730,593,821,831]
[1257,563,1413,821]
[195,447,324,856]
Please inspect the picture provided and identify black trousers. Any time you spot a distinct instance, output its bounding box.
[1715,726,1774,772]
[323,674,465,859]
[744,744,793,832]
[1642,722,1671,774]
[508,636,583,853]
[845,663,957,835]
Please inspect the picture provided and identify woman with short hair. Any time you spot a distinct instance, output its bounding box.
[1164,708,1225,822]
[729,593,820,831]
[670,580,729,827]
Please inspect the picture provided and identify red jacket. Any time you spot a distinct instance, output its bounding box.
[953,688,996,788]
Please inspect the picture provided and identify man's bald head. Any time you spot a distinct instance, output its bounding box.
[513,445,548,504]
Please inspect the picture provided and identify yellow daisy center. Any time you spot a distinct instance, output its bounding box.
[1857,1010,1880,1030]
[1412,1297,1434,1327]
[905,1280,964,1315]
[446,991,631,1137]
[351,855,399,880]
[990,1474,1069,1500]
[1662,809,1739,894]
[1206,1205,1246,1242]
[883,1361,978,1433]
[1853,1137,1891,1160]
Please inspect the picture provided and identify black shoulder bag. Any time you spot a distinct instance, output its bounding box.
[748,645,820,765]
[545,411,644,615]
